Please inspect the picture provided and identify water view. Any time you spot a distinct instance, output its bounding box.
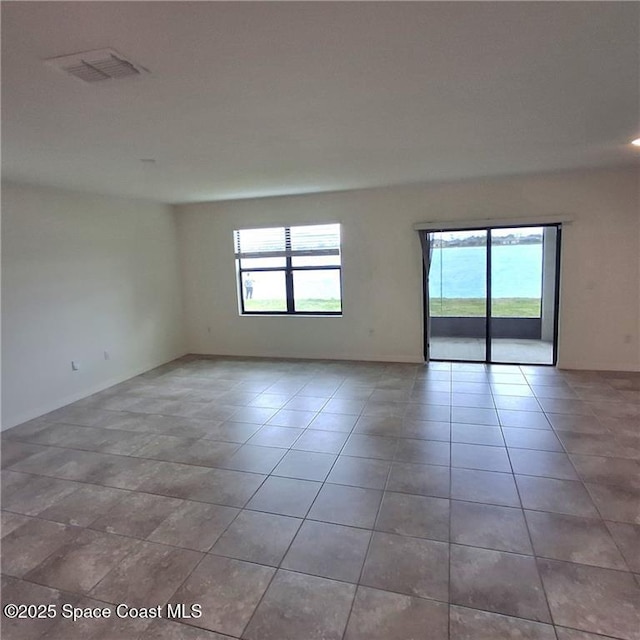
[428,228,544,318]
[429,244,543,299]
[240,228,544,315]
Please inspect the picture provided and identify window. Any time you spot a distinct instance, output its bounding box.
[234,224,342,315]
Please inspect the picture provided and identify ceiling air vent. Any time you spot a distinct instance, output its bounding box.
[45,48,149,83]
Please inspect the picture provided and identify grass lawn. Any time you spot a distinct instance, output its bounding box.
[429,297,541,317]
[243,297,538,316]
[244,298,341,312]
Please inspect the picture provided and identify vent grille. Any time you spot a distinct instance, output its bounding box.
[45,48,148,83]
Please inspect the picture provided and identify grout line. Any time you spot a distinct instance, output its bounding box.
[238,376,378,639]
[501,366,557,635]
[233,374,380,638]
[339,426,396,640]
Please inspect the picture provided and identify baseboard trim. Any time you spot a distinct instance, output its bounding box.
[557,360,640,373]
[188,351,425,365]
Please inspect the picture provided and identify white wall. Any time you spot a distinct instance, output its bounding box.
[177,165,640,371]
[1,183,186,429]
[2,166,636,430]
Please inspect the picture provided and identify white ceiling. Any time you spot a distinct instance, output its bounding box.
[2,1,639,203]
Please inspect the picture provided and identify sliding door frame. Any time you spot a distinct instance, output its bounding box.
[550,225,562,367]
[424,223,562,366]
[486,230,493,364]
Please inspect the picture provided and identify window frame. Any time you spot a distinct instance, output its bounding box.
[234,224,343,316]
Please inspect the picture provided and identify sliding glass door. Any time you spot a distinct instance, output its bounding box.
[428,230,488,362]
[425,225,560,365]
[489,227,558,364]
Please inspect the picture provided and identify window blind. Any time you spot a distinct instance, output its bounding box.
[234,224,340,259]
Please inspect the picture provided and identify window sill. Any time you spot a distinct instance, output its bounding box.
[239,313,343,318]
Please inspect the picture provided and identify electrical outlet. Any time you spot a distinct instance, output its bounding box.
[71,361,79,371]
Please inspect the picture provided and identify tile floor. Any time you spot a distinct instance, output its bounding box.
[1,356,639,640]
